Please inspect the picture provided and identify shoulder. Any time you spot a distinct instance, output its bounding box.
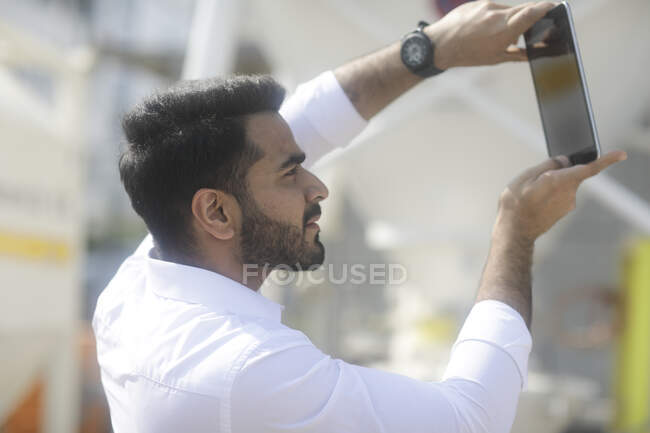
[135,306,309,397]
[131,322,317,433]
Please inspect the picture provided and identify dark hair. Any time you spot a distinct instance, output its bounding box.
[119,75,285,257]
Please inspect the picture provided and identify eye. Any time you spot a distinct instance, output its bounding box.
[284,165,299,177]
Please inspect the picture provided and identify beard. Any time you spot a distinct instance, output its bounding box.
[238,191,324,271]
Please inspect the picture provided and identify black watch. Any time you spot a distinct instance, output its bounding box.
[400,21,444,78]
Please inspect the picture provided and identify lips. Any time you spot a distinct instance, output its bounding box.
[305,214,321,226]
[304,204,322,227]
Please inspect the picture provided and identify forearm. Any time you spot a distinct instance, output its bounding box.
[333,41,420,121]
[476,222,534,329]
[333,2,558,121]
[333,25,451,120]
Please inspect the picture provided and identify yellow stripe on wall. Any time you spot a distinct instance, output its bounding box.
[0,230,72,264]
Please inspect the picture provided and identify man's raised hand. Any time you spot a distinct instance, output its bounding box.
[427,1,558,69]
[494,150,628,244]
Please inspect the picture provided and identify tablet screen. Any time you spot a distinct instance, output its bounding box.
[525,3,599,164]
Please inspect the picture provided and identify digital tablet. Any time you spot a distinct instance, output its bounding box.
[524,2,601,165]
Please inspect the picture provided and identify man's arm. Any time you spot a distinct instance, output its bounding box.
[282,2,557,166]
[232,325,528,433]
[230,153,627,433]
[334,1,556,120]
[476,152,627,328]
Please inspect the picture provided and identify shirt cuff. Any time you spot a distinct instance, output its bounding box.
[280,71,368,167]
[444,300,533,388]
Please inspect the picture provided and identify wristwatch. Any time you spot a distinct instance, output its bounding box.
[400,21,445,78]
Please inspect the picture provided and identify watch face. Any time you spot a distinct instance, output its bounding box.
[401,35,431,69]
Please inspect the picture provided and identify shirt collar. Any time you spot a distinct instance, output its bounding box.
[144,253,284,323]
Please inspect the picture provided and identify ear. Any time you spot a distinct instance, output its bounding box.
[191,188,237,241]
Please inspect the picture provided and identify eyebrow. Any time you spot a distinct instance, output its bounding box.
[278,152,306,171]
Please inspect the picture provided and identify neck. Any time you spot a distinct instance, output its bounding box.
[195,256,266,292]
[158,244,266,291]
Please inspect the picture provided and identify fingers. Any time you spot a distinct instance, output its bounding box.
[498,2,555,63]
[513,155,569,187]
[507,2,557,35]
[500,45,528,62]
[557,150,628,183]
[504,2,535,15]
[485,2,512,10]
[489,1,539,11]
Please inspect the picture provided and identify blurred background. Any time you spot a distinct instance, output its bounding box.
[1,0,649,432]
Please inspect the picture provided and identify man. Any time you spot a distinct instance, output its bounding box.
[93,2,626,432]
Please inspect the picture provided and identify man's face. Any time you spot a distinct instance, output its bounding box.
[238,112,329,270]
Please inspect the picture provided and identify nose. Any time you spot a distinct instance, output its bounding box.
[305,170,329,203]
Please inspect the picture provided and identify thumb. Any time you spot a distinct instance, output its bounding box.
[557,150,628,184]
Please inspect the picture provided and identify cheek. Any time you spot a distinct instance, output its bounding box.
[255,186,305,224]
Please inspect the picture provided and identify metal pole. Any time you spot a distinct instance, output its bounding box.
[182,0,241,80]
[614,240,650,433]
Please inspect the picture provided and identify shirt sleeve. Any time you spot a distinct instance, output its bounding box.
[279,71,368,168]
[230,301,532,433]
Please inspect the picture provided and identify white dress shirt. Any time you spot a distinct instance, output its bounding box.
[93,71,533,433]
